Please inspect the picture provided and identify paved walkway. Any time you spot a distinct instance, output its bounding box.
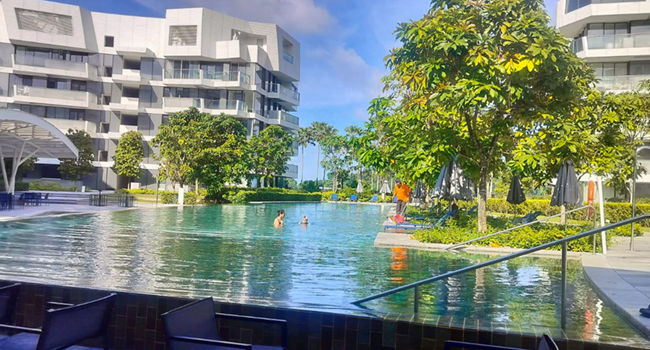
[0,202,169,222]
[582,236,650,337]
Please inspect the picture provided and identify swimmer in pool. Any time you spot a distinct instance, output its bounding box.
[274,210,285,227]
[299,216,309,225]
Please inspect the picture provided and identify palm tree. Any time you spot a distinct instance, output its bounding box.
[296,127,315,183]
[345,125,363,180]
[311,122,337,189]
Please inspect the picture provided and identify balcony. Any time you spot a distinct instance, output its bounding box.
[215,40,250,61]
[12,85,97,109]
[595,75,650,93]
[556,0,650,37]
[163,97,248,117]
[571,33,650,59]
[282,164,298,179]
[266,83,300,106]
[283,51,294,64]
[163,69,251,89]
[44,118,96,136]
[12,54,97,80]
[266,110,299,130]
[109,97,142,114]
[112,69,148,86]
[119,125,139,133]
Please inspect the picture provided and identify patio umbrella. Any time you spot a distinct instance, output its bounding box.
[448,159,474,201]
[507,175,526,218]
[550,161,582,207]
[432,165,450,199]
[356,180,363,194]
[380,180,391,200]
[412,180,425,199]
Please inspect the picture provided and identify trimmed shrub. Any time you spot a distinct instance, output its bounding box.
[27,181,79,192]
[220,187,321,204]
[160,191,177,204]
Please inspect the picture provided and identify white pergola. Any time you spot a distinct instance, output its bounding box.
[0,109,79,194]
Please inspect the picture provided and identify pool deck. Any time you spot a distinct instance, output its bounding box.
[582,236,650,338]
[0,202,172,222]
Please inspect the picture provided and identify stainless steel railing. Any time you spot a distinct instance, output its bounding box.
[351,214,650,329]
[445,205,596,251]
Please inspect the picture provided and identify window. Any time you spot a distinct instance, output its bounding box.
[630,62,650,75]
[104,67,113,77]
[15,8,73,36]
[102,95,111,105]
[104,36,114,47]
[169,25,197,46]
[69,109,85,120]
[100,123,110,133]
[98,150,108,162]
[71,80,86,91]
[590,62,628,76]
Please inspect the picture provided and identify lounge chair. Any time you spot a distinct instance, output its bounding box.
[384,210,457,232]
[0,283,20,325]
[467,205,478,214]
[0,293,117,350]
[513,211,542,225]
[331,193,339,201]
[350,194,358,202]
[162,297,287,350]
[445,334,558,350]
[370,195,379,202]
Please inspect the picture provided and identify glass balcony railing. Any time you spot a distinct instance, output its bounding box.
[267,110,299,126]
[163,97,201,108]
[595,75,650,91]
[14,85,89,102]
[572,33,650,52]
[14,54,87,72]
[283,51,294,64]
[267,83,300,101]
[164,97,248,113]
[163,69,251,85]
[285,164,298,174]
[204,99,247,111]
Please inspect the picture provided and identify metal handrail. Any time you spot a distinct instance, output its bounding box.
[445,205,595,251]
[352,214,650,329]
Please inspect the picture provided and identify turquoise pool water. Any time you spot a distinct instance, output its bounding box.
[0,203,646,346]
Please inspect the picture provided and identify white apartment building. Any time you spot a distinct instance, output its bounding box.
[557,0,650,197]
[0,0,301,190]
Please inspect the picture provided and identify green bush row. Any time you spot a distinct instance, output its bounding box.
[223,188,321,204]
[321,190,392,202]
[159,191,198,205]
[1,181,84,192]
[413,214,642,252]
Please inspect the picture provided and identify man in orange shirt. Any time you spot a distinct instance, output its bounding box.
[393,179,411,218]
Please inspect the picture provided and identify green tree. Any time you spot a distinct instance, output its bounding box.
[249,125,294,187]
[113,131,144,188]
[311,122,337,185]
[152,107,205,204]
[299,180,322,192]
[296,127,315,183]
[321,134,352,192]
[58,129,94,189]
[379,0,602,232]
[345,125,364,180]
[195,114,251,199]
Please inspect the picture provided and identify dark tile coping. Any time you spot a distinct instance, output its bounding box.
[0,279,647,350]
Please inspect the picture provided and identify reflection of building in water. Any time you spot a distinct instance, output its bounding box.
[389,248,407,283]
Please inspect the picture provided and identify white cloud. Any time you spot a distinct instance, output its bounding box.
[300,46,384,109]
[134,0,335,35]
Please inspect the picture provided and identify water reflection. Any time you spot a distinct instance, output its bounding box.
[0,204,645,346]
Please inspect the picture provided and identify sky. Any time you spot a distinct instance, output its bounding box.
[46,0,558,182]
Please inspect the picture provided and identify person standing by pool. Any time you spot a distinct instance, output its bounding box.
[393,179,411,219]
[274,210,285,227]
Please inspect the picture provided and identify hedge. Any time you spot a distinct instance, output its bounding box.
[221,187,321,204]
[413,214,642,252]
[160,191,198,205]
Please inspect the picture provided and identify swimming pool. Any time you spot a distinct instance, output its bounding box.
[0,203,646,346]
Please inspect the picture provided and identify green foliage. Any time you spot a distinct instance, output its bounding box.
[222,187,321,204]
[27,181,81,192]
[285,178,298,190]
[58,129,94,185]
[249,125,294,187]
[321,134,352,192]
[299,180,322,192]
[113,131,144,185]
[413,214,612,252]
[296,127,315,183]
[0,181,29,192]
[311,122,337,182]
[160,191,177,204]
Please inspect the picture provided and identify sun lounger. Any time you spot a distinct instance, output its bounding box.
[467,205,478,214]
[370,195,379,202]
[0,293,116,350]
[513,211,542,225]
[350,194,358,201]
[384,210,457,232]
[331,193,339,201]
[445,334,558,350]
[162,297,287,350]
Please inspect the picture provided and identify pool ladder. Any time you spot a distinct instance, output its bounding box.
[352,214,650,330]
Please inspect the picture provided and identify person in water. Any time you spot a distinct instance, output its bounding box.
[274,210,285,227]
[300,216,309,225]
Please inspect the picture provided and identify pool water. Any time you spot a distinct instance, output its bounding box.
[0,203,646,346]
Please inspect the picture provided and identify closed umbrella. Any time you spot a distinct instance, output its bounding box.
[432,165,450,199]
[448,159,474,201]
[550,161,582,207]
[413,180,425,199]
[380,180,391,200]
[507,175,526,218]
[356,180,363,194]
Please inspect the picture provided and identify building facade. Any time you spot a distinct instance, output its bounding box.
[0,0,300,190]
[557,0,650,197]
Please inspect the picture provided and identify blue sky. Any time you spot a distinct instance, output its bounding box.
[47,0,558,181]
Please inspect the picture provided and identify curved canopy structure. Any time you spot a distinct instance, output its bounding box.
[0,109,79,193]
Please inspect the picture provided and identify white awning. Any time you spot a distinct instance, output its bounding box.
[0,109,79,193]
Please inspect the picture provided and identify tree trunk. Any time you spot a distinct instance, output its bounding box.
[195,178,199,196]
[316,145,320,184]
[478,172,488,233]
[300,146,305,183]
[178,184,185,205]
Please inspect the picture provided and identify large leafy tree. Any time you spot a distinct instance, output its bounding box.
[296,127,315,183]
[311,122,337,185]
[249,125,294,187]
[113,130,144,188]
[58,129,94,189]
[321,134,352,192]
[378,0,605,232]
